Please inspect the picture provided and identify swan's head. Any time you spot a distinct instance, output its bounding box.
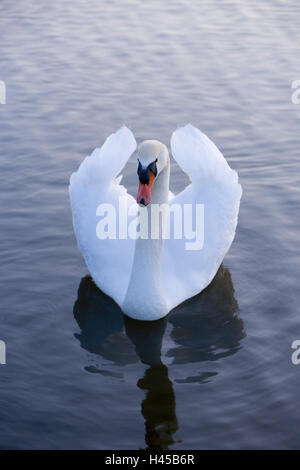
[136,140,168,206]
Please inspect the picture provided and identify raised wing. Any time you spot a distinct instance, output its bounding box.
[163,124,242,311]
[69,126,137,306]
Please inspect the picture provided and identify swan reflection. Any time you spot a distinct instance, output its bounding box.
[73,277,137,366]
[123,315,178,448]
[168,265,245,369]
[138,364,178,449]
[73,265,245,448]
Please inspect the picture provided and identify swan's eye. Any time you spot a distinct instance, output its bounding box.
[137,160,157,184]
[137,161,149,184]
[148,160,158,177]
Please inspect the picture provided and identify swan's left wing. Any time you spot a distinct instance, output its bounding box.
[163,124,242,311]
[69,126,137,306]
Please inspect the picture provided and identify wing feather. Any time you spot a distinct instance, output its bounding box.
[69,126,137,306]
[163,124,242,310]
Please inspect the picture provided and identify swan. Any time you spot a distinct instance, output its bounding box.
[69,124,242,321]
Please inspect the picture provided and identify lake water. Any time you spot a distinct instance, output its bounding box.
[1,0,300,449]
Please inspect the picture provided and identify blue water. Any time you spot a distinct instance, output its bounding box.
[1,0,300,449]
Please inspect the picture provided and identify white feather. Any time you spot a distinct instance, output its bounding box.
[163,124,242,311]
[69,126,137,306]
[69,124,242,320]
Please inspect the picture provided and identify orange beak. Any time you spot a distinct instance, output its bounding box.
[137,171,155,206]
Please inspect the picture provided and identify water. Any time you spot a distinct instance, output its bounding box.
[1,0,300,449]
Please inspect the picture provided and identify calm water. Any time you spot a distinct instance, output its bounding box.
[1,0,300,449]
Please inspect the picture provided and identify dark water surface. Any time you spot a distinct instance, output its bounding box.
[1,0,300,449]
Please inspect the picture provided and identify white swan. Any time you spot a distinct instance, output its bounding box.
[69,124,242,321]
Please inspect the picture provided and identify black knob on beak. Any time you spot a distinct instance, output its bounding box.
[137,159,158,184]
[137,162,150,184]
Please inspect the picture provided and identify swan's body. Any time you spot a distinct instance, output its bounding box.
[69,125,242,321]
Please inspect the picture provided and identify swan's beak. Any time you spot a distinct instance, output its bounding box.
[137,171,155,206]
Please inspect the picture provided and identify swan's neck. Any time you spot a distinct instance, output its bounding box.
[122,160,170,320]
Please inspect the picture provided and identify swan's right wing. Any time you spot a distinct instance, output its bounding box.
[69,126,137,306]
[163,124,242,311]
